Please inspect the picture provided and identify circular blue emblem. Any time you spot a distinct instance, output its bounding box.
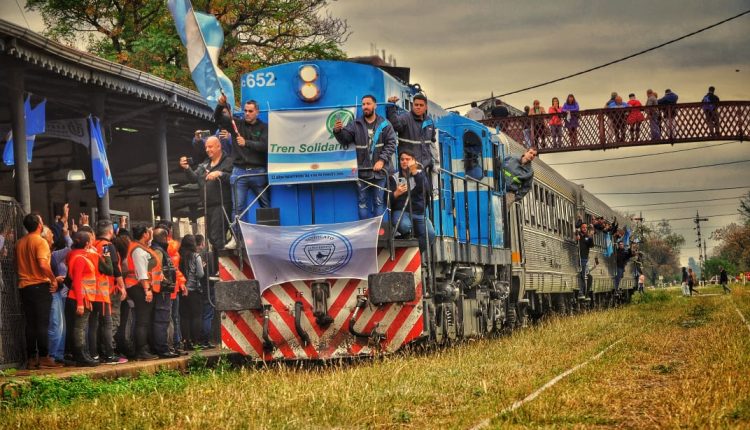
[289,230,353,275]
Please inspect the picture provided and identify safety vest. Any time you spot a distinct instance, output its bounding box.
[167,238,186,298]
[93,239,116,301]
[503,169,522,185]
[124,242,163,293]
[69,252,98,307]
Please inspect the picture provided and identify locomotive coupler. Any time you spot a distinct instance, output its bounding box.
[262,304,274,353]
[294,301,311,347]
[311,281,333,328]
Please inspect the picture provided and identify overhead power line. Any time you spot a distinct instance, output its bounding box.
[595,185,750,195]
[657,213,740,222]
[570,159,750,181]
[445,9,750,110]
[610,196,744,208]
[631,203,738,212]
[547,141,741,166]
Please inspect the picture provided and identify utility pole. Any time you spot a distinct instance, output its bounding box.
[694,211,708,281]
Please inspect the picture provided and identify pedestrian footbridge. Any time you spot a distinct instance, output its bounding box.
[481,102,749,153]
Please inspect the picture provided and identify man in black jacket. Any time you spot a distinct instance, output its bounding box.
[386,94,437,170]
[216,96,269,249]
[333,94,398,219]
[180,136,233,251]
[389,150,435,253]
[150,228,178,358]
[719,265,730,294]
[702,86,720,136]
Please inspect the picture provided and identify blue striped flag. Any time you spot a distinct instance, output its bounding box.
[168,0,235,111]
[2,97,45,166]
[89,116,113,198]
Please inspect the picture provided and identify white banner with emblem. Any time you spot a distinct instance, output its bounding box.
[266,107,357,185]
[238,216,381,291]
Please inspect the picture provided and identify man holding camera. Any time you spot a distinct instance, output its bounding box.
[180,136,232,252]
[389,150,435,253]
[333,94,398,220]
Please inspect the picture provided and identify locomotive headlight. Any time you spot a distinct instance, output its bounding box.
[300,83,320,101]
[299,65,318,82]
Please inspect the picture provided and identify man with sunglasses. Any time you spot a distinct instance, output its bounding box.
[217,96,270,249]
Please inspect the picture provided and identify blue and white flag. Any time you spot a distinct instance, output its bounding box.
[267,108,358,185]
[88,116,113,198]
[239,216,382,291]
[168,0,235,111]
[623,226,632,247]
[2,97,46,166]
[604,232,613,257]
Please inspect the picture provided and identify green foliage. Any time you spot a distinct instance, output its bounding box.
[1,370,187,410]
[26,0,350,90]
[703,257,736,279]
[640,220,684,285]
[710,223,750,272]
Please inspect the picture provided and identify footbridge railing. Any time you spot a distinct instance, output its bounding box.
[481,101,749,153]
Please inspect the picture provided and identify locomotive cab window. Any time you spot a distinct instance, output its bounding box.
[463,130,483,180]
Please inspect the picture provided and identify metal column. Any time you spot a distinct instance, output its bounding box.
[156,110,171,220]
[92,93,111,220]
[8,66,30,213]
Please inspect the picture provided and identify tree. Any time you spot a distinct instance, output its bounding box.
[739,191,750,223]
[711,223,750,272]
[27,0,349,89]
[640,219,685,284]
[703,256,737,279]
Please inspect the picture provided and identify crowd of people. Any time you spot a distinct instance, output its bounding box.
[15,208,216,368]
[466,86,723,147]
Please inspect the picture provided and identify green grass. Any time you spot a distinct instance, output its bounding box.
[1,286,748,429]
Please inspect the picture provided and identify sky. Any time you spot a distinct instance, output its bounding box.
[3,0,750,266]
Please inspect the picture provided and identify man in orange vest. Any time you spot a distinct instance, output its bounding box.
[123,224,159,360]
[150,227,179,358]
[94,219,128,364]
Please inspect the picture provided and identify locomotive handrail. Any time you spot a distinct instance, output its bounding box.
[481,101,749,153]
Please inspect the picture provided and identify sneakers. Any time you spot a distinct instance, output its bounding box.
[224,237,238,250]
[38,356,64,369]
[102,355,129,365]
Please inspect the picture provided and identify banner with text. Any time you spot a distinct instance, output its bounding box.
[267,107,357,185]
[239,216,381,291]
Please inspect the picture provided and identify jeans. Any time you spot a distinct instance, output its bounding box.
[20,283,52,358]
[579,258,588,296]
[48,288,67,361]
[151,291,172,355]
[522,129,531,148]
[649,116,661,139]
[231,166,270,223]
[357,176,387,219]
[127,286,153,355]
[110,290,122,353]
[614,266,625,291]
[202,282,216,343]
[392,210,435,253]
[170,295,181,348]
[89,302,114,359]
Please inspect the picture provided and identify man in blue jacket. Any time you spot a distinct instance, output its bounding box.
[386,94,437,170]
[333,95,398,219]
[389,150,435,253]
[658,89,679,139]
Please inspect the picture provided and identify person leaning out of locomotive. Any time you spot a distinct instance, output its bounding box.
[333,94,398,220]
[122,224,159,360]
[389,149,435,253]
[149,228,179,358]
[216,95,270,250]
[180,136,233,252]
[155,220,189,355]
[575,222,595,298]
[499,146,537,207]
[614,241,634,293]
[386,93,437,171]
